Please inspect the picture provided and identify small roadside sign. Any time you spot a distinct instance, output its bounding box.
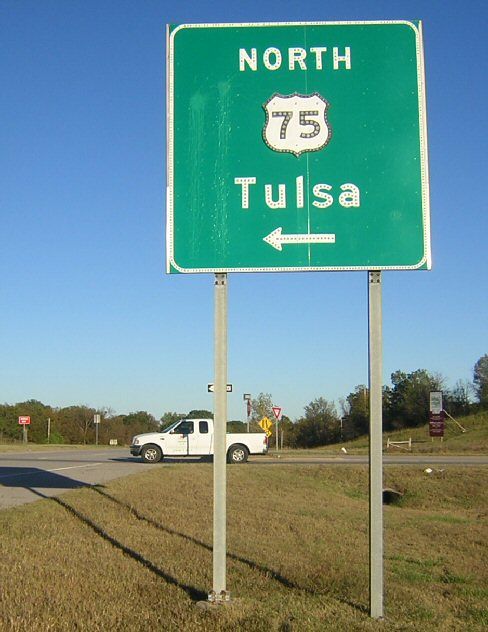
[429,392,444,436]
[429,391,443,414]
[272,407,282,421]
[429,412,445,437]
[208,383,233,392]
[18,416,31,425]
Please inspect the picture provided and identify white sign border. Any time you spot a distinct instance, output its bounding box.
[166,20,431,274]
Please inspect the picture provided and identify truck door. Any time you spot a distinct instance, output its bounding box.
[165,420,194,455]
[188,420,212,455]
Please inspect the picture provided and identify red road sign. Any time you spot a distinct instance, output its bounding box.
[18,416,31,425]
[429,412,445,437]
[272,407,282,421]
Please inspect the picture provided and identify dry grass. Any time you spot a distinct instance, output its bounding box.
[0,464,486,631]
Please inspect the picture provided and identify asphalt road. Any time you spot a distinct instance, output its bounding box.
[0,448,143,509]
[0,448,486,510]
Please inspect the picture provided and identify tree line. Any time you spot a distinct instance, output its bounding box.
[246,354,488,448]
[1,354,486,447]
[0,402,160,445]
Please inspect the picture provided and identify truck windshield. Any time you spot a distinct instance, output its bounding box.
[161,420,182,434]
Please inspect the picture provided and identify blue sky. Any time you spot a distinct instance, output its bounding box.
[1,0,486,422]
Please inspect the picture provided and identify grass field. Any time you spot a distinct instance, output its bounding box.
[0,463,486,631]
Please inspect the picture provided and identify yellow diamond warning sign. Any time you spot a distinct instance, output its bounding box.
[259,417,273,436]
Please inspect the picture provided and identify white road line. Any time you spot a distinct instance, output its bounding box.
[48,464,102,472]
[36,453,114,460]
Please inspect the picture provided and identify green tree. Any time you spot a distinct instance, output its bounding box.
[445,379,472,417]
[55,405,96,444]
[160,412,183,429]
[473,354,488,408]
[0,403,25,441]
[115,411,159,445]
[13,400,54,443]
[340,385,369,440]
[278,415,296,447]
[44,429,65,444]
[95,414,125,445]
[122,411,158,430]
[187,409,213,419]
[384,369,445,430]
[294,397,340,448]
[250,393,273,423]
[227,420,247,432]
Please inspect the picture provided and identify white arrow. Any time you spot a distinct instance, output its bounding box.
[263,227,336,251]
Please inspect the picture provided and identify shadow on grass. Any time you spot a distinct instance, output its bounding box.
[1,470,368,613]
[90,484,364,608]
[28,487,207,602]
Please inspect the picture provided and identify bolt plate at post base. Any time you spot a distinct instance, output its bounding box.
[196,591,231,610]
[208,590,231,604]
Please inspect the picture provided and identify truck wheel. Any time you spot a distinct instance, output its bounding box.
[227,445,248,464]
[141,444,163,464]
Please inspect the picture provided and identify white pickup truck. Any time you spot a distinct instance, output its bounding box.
[130,418,268,464]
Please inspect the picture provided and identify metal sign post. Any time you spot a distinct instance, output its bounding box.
[210,273,230,603]
[94,414,101,446]
[368,271,383,619]
[272,406,282,451]
[243,394,251,432]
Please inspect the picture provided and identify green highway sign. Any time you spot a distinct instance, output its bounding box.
[167,21,431,273]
